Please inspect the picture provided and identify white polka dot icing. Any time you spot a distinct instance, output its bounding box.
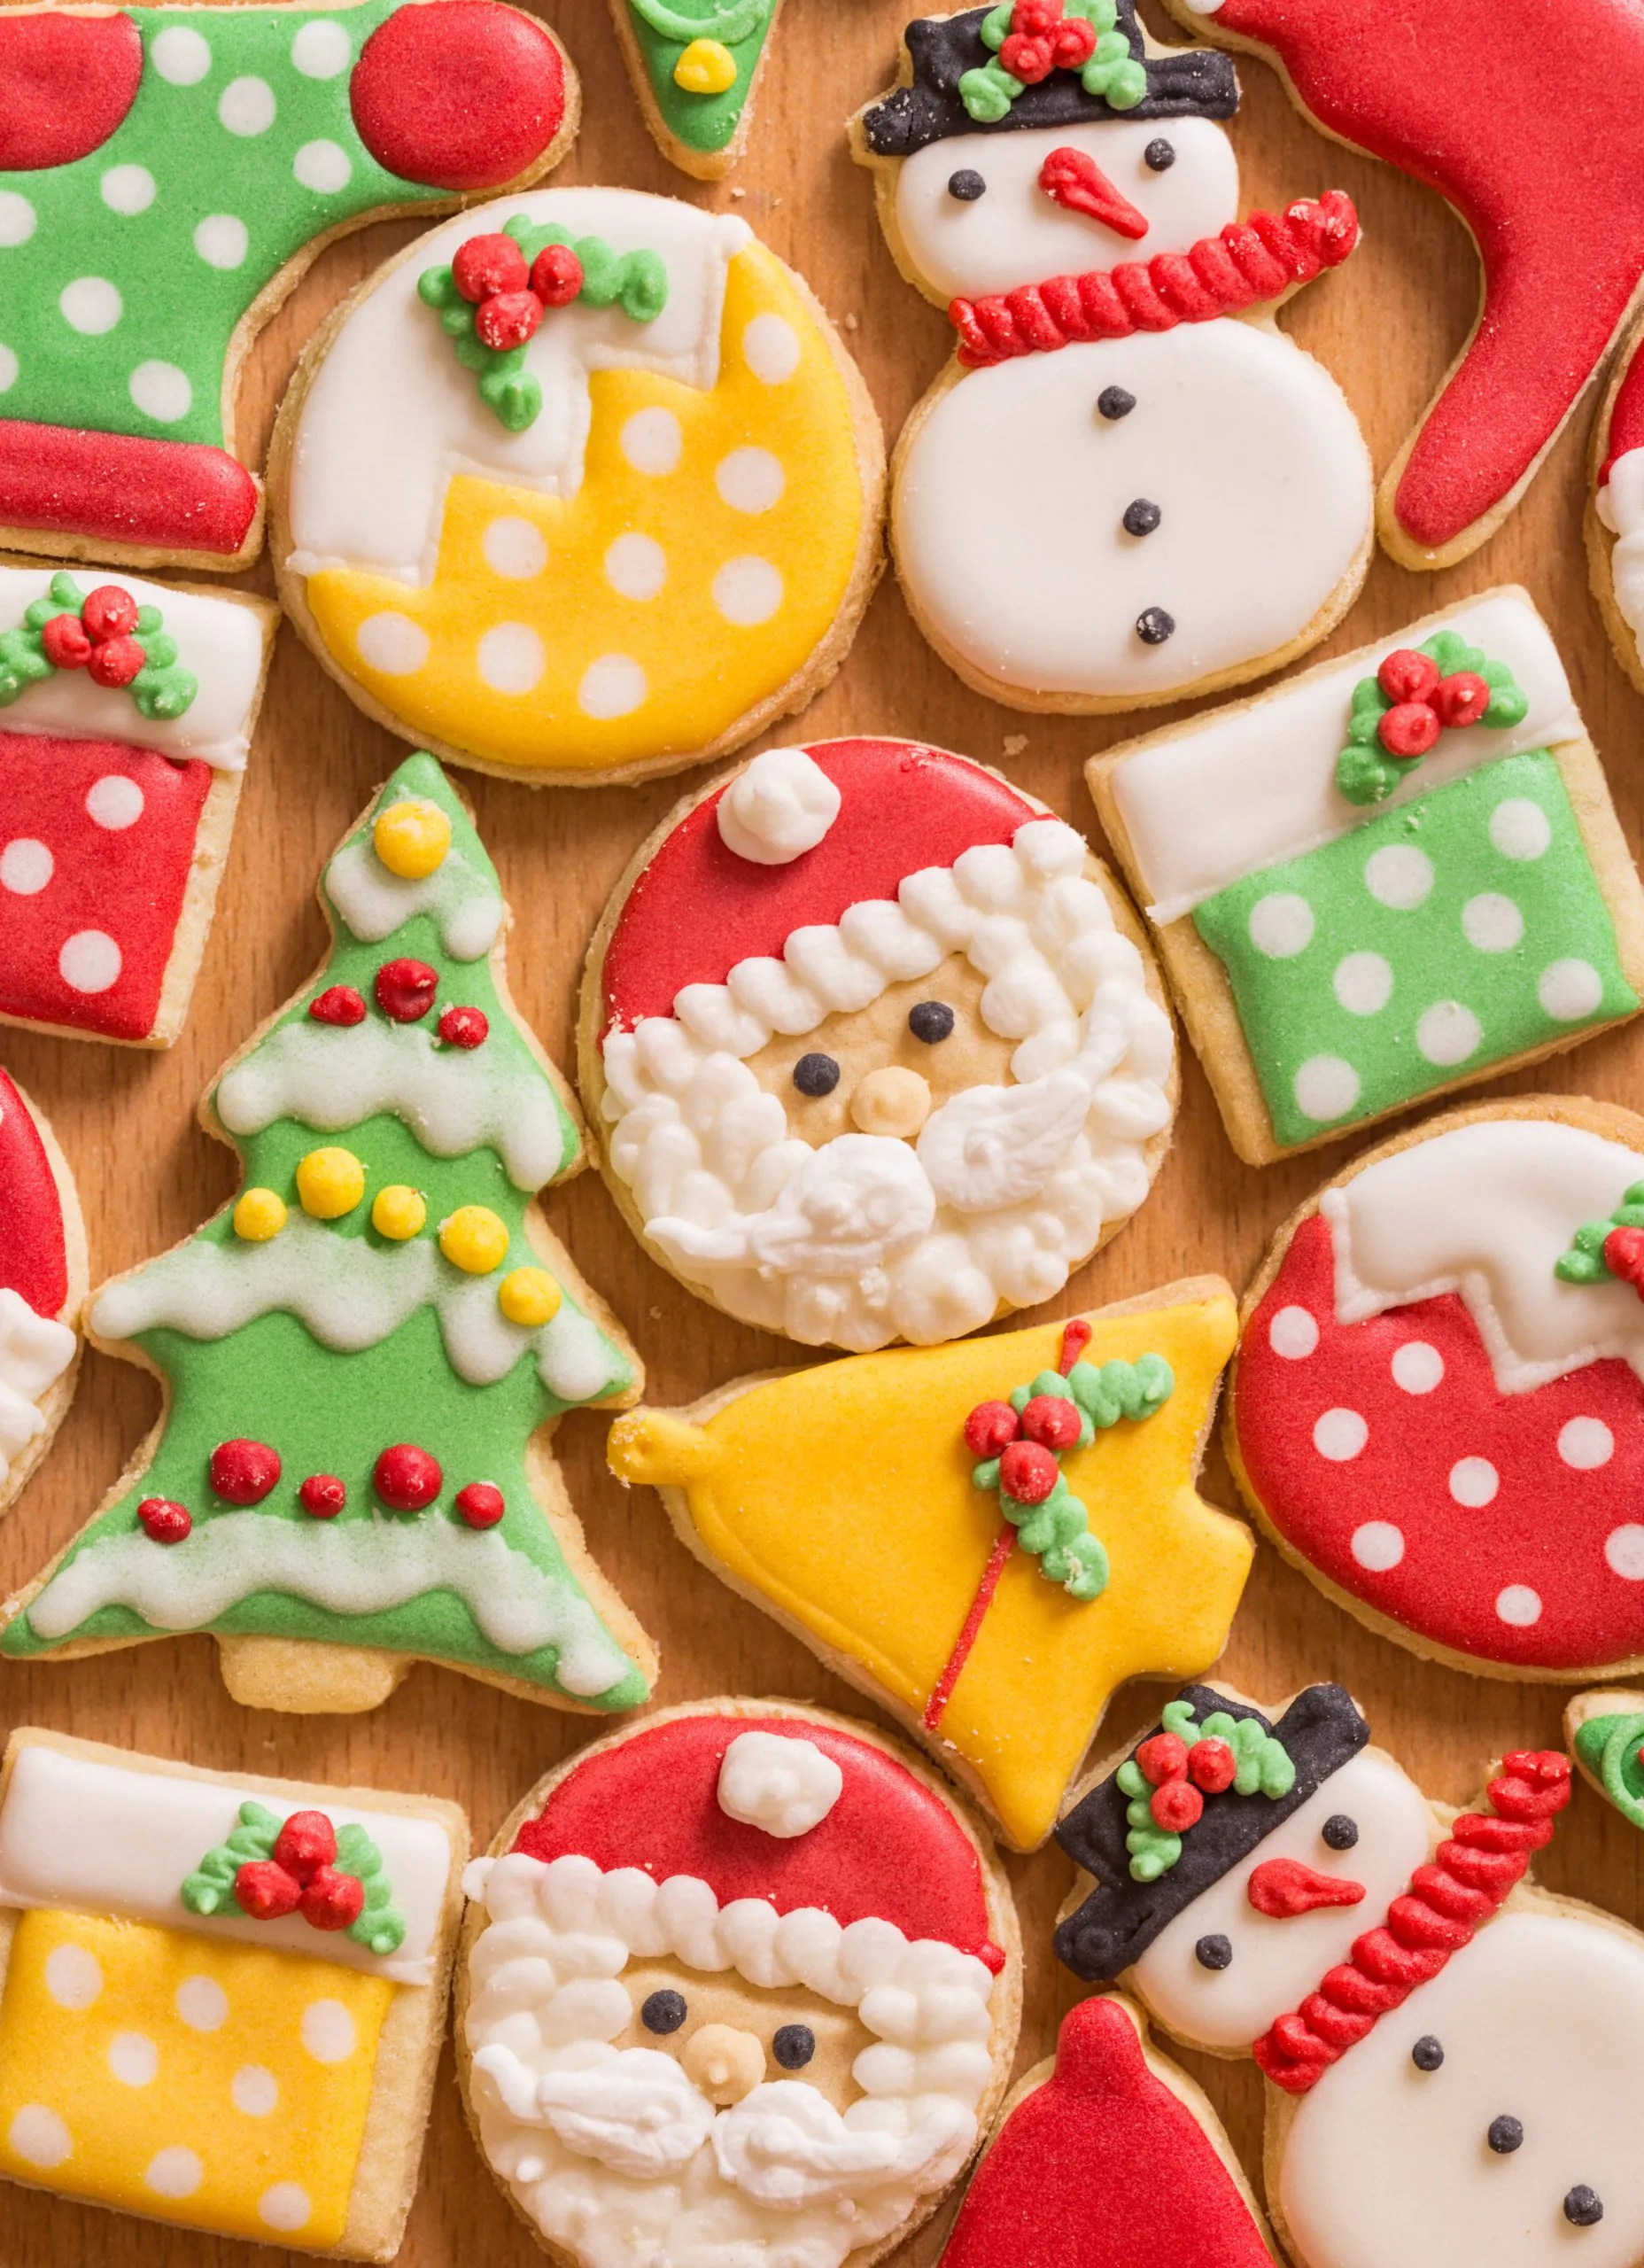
[194,215,249,270]
[477,623,546,695]
[604,533,666,601]
[293,139,351,193]
[218,75,276,136]
[1,840,54,896]
[128,361,192,423]
[482,517,547,580]
[100,167,156,217]
[59,279,121,337]
[0,194,37,248]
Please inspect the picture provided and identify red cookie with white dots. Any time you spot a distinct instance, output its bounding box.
[1228,1095,1644,1678]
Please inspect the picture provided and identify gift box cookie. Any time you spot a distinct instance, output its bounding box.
[0,1068,83,1515]
[1090,589,1644,1164]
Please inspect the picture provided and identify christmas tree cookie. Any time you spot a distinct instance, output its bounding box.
[0,1727,467,2252]
[0,1069,83,1518]
[0,753,656,1716]
[608,0,786,178]
[608,1284,1251,1850]
[1568,1689,1644,1833]
[0,0,579,571]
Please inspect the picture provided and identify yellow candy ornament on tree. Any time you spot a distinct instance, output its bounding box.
[439,1206,509,1274]
[371,1185,427,1241]
[233,1189,287,1242]
[673,36,737,92]
[499,1267,562,1325]
[296,1148,365,1220]
[371,798,451,880]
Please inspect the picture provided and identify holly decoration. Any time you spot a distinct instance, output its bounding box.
[418,216,670,433]
[959,0,1146,126]
[0,572,198,718]
[1334,632,1527,807]
[181,1800,407,1955]
[1555,1179,1644,1298]
[1117,1697,1296,1882]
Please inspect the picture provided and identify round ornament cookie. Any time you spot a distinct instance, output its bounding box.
[0,1067,84,1516]
[1229,1097,1644,1679]
[579,738,1177,1350]
[271,189,883,786]
[457,1699,1021,2268]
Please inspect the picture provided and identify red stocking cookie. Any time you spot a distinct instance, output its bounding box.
[0,1068,83,1516]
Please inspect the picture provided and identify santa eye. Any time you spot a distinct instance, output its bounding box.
[641,1990,687,2035]
[908,1000,955,1044]
[947,168,986,201]
[772,2023,816,2069]
[1144,137,1175,171]
[1194,1934,1232,1971]
[1322,1814,1359,1851]
[793,1052,841,1097]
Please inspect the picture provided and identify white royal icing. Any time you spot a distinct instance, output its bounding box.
[717,747,842,866]
[285,191,753,590]
[600,817,1175,1350]
[717,1731,844,1838]
[0,1745,453,1985]
[322,788,503,961]
[1107,592,1582,921]
[1322,1118,1644,1395]
[1598,447,1644,663]
[0,564,266,771]
[0,1287,75,1486]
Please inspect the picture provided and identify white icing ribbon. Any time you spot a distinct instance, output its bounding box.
[717,1731,843,1838]
[0,1288,75,1485]
[717,748,842,866]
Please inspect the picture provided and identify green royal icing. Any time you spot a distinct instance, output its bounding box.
[1194,750,1639,1152]
[958,0,1146,124]
[181,1798,407,1956]
[624,0,776,156]
[1574,1713,1644,1833]
[1116,1699,1295,1883]
[0,1,452,450]
[2,754,650,1710]
[1556,1184,1644,1284]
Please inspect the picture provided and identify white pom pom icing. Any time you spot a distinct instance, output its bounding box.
[717,1730,844,1837]
[716,747,841,866]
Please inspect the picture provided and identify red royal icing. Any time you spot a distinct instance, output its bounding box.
[942,1997,1272,2268]
[1601,327,1644,483]
[1204,0,1644,552]
[0,422,258,557]
[601,741,1039,1029]
[0,1068,67,1317]
[512,1713,1002,1966]
[1236,1212,1644,1669]
[349,0,567,192]
[0,12,143,170]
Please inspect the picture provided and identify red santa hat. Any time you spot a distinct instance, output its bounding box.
[0,1069,68,1319]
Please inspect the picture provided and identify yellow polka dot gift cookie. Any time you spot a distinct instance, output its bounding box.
[269,188,885,787]
[0,1728,466,2253]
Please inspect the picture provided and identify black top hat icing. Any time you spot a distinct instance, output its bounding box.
[1054,1682,1369,1984]
[860,4,1238,160]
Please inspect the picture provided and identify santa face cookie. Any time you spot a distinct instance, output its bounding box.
[851,4,1372,713]
[0,753,656,1717]
[0,1070,84,1517]
[1230,1098,1644,1678]
[1161,0,1644,571]
[607,0,785,178]
[271,190,883,787]
[458,1702,1020,2268]
[0,561,275,1046]
[0,1728,466,2253]
[581,740,1176,1350]
[1090,590,1644,1164]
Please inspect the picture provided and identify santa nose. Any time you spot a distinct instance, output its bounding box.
[1247,1858,1366,1918]
[850,1067,931,1140]
[683,2023,765,2105]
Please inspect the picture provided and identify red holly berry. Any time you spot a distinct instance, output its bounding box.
[137,1495,190,1543]
[1605,1224,1644,1293]
[999,1439,1059,1504]
[309,984,368,1026]
[454,1481,506,1529]
[476,288,542,352]
[452,231,528,305]
[87,633,145,688]
[964,1400,1020,1458]
[438,1006,489,1049]
[300,1865,366,1931]
[235,1858,302,1921]
[1377,701,1443,759]
[1050,14,1096,64]
[1431,670,1491,730]
[375,1443,442,1511]
[1135,1731,1189,1787]
[375,958,439,1021]
[999,28,1054,78]
[1376,648,1440,707]
[1150,1779,1205,1834]
[210,1438,281,1504]
[530,243,583,307]
[1020,1393,1082,1451]
[40,611,92,670]
[81,584,139,642]
[274,1808,337,1883]
[299,1474,347,1518]
[1186,1736,1237,1794]
[1012,0,1063,30]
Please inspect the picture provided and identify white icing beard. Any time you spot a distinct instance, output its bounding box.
[463,1851,996,2268]
[0,1288,76,1484]
[1599,447,1644,656]
[599,820,1175,1350]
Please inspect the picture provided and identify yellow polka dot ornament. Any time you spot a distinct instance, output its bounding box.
[270,188,886,786]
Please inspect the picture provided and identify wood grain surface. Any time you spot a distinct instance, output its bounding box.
[5,3,1644,2260]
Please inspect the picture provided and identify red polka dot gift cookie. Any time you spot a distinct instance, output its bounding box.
[1228,1096,1644,1678]
[0,1067,84,1518]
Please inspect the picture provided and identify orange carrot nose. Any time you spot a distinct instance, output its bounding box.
[1037,146,1150,240]
[1247,1857,1366,1919]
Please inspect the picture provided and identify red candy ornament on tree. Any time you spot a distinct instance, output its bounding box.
[438,1005,488,1049]
[299,1474,347,1518]
[375,959,439,1021]
[209,1439,281,1504]
[374,1444,442,1511]
[309,984,368,1028]
[455,1482,506,1528]
[137,1496,190,1543]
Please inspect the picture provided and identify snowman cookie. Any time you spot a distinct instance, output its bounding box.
[457,1699,1021,2268]
[271,190,883,786]
[1229,1097,1644,1679]
[1090,590,1644,1163]
[850,2,1372,713]
[579,739,1176,1350]
[0,1070,83,1518]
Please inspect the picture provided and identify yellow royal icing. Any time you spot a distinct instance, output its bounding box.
[305,246,865,776]
[610,1294,1252,1850]
[0,1908,392,2245]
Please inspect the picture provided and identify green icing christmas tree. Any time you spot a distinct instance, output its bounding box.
[2,754,654,1713]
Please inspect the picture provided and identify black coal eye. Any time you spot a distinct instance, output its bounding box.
[908,1000,955,1044]
[1565,2187,1604,2227]
[1487,2116,1524,2155]
[1194,1934,1232,1971]
[1136,607,1175,646]
[1122,498,1161,538]
[772,2023,816,2069]
[641,1990,687,2034]
[1411,2036,1444,2072]
[947,168,986,201]
[1144,136,1175,170]
[1097,385,1136,422]
[1322,1814,1359,1851]
[793,1052,841,1097]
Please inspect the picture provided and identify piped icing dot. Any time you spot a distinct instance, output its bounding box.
[1144,136,1176,169]
[1495,1584,1541,1627]
[1564,2186,1605,2227]
[772,2023,816,2069]
[1351,1520,1404,1572]
[373,797,450,880]
[1122,499,1161,537]
[370,1184,426,1240]
[742,313,800,384]
[233,1188,287,1242]
[1097,386,1136,421]
[1248,892,1314,960]
[1391,1340,1444,1394]
[1411,2035,1444,2071]
[792,1052,839,1098]
[1322,1813,1359,1850]
[1136,606,1175,646]
[483,517,547,579]
[1448,1456,1499,1508]
[908,999,955,1043]
[641,1989,687,2034]
[1558,1417,1614,1469]
[1313,1408,1368,1462]
[296,1146,365,1219]
[1605,1525,1644,1579]
[948,168,986,199]
[1486,2115,1524,2154]
[1268,1305,1319,1359]
[1194,1933,1233,1970]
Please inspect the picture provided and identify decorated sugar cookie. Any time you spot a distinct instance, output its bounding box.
[1160,0,1644,571]
[607,0,785,178]
[0,561,275,1046]
[850,4,1371,712]
[271,190,882,786]
[458,1700,1021,2268]
[1568,1689,1644,1833]
[580,740,1176,1348]
[1588,320,1644,695]
[0,0,578,571]
[608,1285,1251,1850]
[1058,1697,1644,2268]
[0,1069,84,1517]
[1090,590,1644,1164]
[940,1994,1275,2268]
[1229,1097,1644,1677]
[0,1728,466,2251]
[0,753,656,1716]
